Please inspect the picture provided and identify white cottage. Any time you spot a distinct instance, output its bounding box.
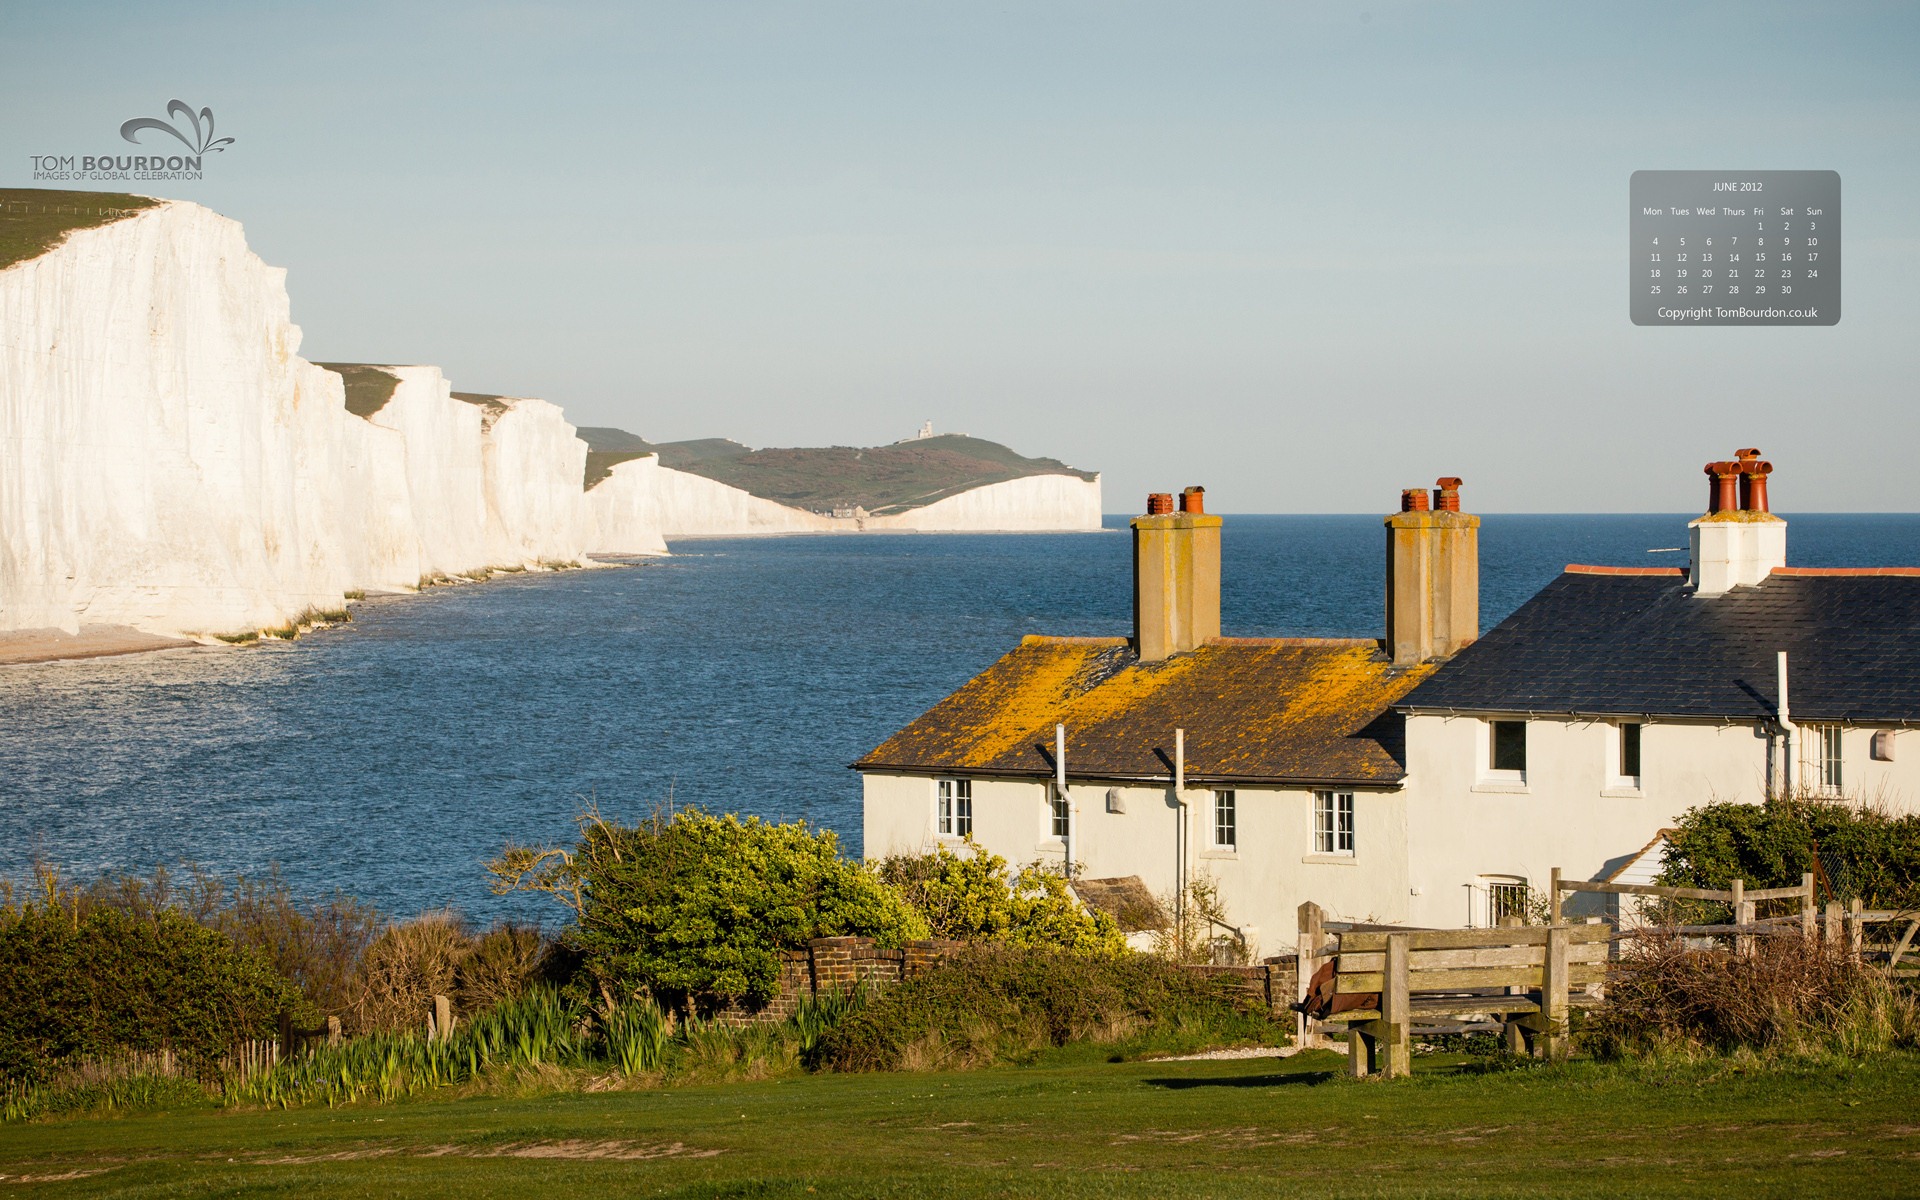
[858,452,1920,946]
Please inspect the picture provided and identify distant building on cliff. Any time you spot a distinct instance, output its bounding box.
[855,452,1920,953]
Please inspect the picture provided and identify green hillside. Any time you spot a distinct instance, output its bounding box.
[0,188,159,270]
[314,363,401,418]
[578,429,1096,513]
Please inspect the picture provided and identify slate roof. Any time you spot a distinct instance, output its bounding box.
[855,636,1433,786]
[1398,568,1920,723]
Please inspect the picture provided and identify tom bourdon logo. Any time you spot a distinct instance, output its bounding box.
[29,99,235,183]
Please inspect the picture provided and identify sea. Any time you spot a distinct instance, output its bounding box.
[4,513,1917,921]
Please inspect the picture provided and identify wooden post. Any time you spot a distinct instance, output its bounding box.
[1347,1028,1371,1078]
[1825,900,1842,946]
[432,994,453,1042]
[1800,872,1816,940]
[327,1015,343,1047]
[1549,867,1563,925]
[277,1011,293,1060]
[1541,925,1571,1062]
[1731,878,1752,956]
[1502,1017,1528,1056]
[1848,897,1864,958]
[1297,901,1326,1049]
[1382,932,1411,1079]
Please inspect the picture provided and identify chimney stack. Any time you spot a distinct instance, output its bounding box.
[1385,476,1480,666]
[1690,447,1786,594]
[1132,487,1222,662]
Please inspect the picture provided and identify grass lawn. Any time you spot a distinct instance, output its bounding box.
[0,190,158,271]
[2,1048,1917,1198]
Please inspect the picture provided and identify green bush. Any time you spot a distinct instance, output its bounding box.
[816,945,1280,1072]
[1660,796,1920,908]
[490,808,927,1003]
[0,904,301,1085]
[877,841,1127,954]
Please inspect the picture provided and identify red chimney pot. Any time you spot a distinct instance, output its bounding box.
[1400,488,1430,513]
[1737,450,1774,512]
[1704,461,1741,514]
[1433,477,1463,512]
[1178,486,1206,514]
[1146,492,1174,515]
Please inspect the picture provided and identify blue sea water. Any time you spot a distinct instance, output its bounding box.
[3,513,1917,919]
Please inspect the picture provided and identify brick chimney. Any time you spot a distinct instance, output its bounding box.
[1384,476,1479,666]
[1690,447,1786,594]
[1132,487,1222,662]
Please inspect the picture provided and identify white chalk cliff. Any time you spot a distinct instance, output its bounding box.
[0,196,1101,649]
[588,461,1103,540]
[0,201,600,641]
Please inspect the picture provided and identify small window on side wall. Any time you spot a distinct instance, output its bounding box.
[937,778,972,838]
[1313,790,1354,855]
[1487,879,1530,926]
[1620,722,1642,781]
[1213,790,1236,849]
[1490,720,1527,774]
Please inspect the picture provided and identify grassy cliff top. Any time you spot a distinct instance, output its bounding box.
[0,188,160,270]
[314,363,402,418]
[579,429,1096,513]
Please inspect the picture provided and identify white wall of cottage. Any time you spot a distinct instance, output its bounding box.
[864,713,1920,941]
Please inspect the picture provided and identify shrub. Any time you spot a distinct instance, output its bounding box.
[184,871,380,1022]
[1660,795,1920,908]
[350,912,476,1033]
[454,922,553,1014]
[490,808,927,1004]
[0,903,299,1085]
[1585,931,1920,1057]
[10,864,379,1025]
[877,841,1127,954]
[816,944,1279,1072]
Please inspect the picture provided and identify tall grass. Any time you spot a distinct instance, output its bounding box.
[1586,931,1920,1058]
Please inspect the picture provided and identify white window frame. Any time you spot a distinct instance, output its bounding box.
[1313,790,1354,856]
[1049,784,1070,839]
[1484,718,1527,784]
[1486,877,1530,927]
[936,778,972,838]
[1606,721,1643,793]
[1805,724,1843,797]
[1213,789,1236,849]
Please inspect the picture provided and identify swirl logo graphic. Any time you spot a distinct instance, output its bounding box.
[120,100,234,155]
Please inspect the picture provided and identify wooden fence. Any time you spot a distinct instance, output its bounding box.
[1295,869,1917,1056]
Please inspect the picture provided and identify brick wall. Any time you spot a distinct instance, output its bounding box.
[708,937,964,1025]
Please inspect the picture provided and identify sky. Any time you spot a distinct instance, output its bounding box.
[5,1,1918,512]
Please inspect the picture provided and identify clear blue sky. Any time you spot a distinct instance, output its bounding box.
[6,1,1918,511]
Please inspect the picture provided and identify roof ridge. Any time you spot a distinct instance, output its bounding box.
[1205,636,1379,648]
[1565,565,1687,576]
[1771,566,1920,577]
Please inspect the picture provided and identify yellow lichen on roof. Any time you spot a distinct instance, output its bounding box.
[859,636,1436,785]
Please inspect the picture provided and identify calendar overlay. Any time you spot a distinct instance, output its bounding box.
[1631,170,1840,326]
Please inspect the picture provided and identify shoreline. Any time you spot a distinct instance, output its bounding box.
[0,626,199,667]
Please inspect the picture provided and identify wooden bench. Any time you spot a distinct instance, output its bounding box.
[1316,924,1612,1078]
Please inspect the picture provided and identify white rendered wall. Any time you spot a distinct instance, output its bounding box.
[862,770,1410,958]
[1401,713,1794,927]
